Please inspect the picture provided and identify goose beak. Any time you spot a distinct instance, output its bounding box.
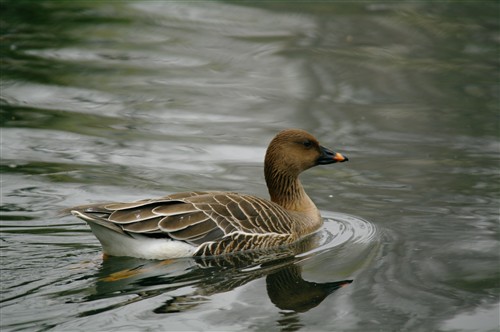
[317,146,348,165]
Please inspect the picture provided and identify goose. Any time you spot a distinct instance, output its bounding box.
[70,129,348,260]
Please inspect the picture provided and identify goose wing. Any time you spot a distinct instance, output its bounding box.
[71,191,295,255]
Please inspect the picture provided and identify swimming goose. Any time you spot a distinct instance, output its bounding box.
[70,129,348,260]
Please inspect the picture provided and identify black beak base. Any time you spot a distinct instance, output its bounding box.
[317,146,348,165]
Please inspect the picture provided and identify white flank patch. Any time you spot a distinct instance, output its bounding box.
[87,222,197,260]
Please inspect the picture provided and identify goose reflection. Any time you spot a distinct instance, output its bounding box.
[149,258,352,314]
[81,232,352,316]
[266,263,352,312]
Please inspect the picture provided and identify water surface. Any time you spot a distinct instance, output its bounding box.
[1,1,499,331]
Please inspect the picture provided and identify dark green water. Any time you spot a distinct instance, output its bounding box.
[1,1,499,331]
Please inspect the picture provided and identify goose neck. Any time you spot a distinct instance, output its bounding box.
[265,168,316,213]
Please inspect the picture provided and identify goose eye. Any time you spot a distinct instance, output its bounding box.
[302,140,313,148]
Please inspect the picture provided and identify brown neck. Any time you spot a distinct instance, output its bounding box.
[264,165,317,213]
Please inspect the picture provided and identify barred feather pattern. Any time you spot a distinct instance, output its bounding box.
[72,191,303,257]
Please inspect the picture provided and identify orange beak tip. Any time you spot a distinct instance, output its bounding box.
[334,152,348,162]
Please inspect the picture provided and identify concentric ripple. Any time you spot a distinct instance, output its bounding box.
[298,211,378,254]
[324,211,378,245]
[292,211,380,275]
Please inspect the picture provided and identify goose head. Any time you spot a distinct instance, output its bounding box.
[264,129,348,213]
[264,129,347,178]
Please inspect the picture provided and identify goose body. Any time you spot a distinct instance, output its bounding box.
[70,129,347,259]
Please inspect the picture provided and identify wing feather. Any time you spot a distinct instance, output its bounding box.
[105,199,163,211]
[121,217,162,233]
[109,206,160,223]
[152,203,199,216]
[168,219,219,241]
[159,211,209,232]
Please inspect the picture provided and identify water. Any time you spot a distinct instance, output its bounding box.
[1,1,499,331]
